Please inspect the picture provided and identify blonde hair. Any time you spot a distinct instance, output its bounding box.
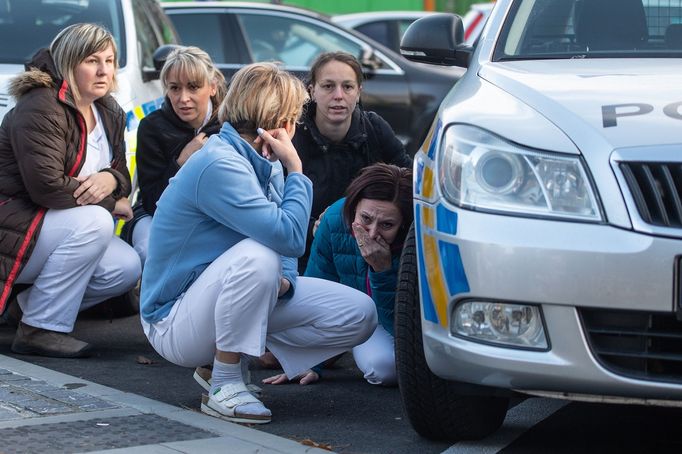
[218,62,308,133]
[50,23,118,102]
[160,46,226,109]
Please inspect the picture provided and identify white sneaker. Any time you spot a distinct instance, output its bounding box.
[193,366,262,397]
[200,383,271,424]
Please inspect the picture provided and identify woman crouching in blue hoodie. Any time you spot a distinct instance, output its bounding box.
[139,63,377,424]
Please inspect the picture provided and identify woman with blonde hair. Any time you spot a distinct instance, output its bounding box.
[140,62,376,424]
[122,45,226,265]
[0,23,140,357]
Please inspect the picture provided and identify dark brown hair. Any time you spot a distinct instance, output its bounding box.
[308,51,363,87]
[343,163,413,248]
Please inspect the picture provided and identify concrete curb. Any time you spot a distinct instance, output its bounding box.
[0,354,330,453]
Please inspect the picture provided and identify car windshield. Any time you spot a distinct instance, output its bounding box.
[0,0,125,66]
[495,0,682,59]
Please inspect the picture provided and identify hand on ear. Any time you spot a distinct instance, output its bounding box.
[280,118,296,139]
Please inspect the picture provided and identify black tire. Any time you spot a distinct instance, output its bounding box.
[395,223,509,441]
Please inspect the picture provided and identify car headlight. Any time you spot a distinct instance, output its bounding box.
[438,124,602,221]
[452,300,548,349]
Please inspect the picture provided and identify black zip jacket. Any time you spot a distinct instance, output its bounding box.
[293,102,412,272]
[136,99,221,216]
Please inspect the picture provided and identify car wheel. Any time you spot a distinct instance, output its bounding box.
[395,223,509,441]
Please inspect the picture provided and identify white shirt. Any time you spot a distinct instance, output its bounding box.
[196,100,213,134]
[79,104,112,177]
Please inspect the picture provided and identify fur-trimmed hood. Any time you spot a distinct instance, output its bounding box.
[8,48,59,99]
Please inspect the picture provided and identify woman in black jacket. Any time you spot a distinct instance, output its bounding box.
[292,52,412,272]
[123,46,226,265]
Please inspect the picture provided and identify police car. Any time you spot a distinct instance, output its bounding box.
[0,0,178,191]
[397,0,682,441]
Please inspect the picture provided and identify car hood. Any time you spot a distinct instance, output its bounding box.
[479,59,682,152]
[0,64,23,119]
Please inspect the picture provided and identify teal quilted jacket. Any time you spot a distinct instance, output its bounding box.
[305,198,400,336]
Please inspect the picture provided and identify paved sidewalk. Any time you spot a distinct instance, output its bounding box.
[0,354,329,454]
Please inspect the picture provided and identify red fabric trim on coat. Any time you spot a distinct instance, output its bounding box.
[1,81,86,311]
[0,208,46,311]
[58,79,69,102]
[67,115,87,176]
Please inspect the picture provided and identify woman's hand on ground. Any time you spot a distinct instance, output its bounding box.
[352,222,392,272]
[254,127,302,173]
[176,132,207,167]
[73,171,117,205]
[262,369,320,385]
[113,198,133,221]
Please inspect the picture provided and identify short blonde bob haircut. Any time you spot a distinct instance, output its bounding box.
[160,45,227,110]
[218,62,308,133]
[50,23,118,102]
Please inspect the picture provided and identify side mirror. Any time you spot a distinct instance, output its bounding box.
[400,14,472,67]
[142,44,182,82]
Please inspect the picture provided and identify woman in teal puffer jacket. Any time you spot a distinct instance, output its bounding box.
[305,163,413,386]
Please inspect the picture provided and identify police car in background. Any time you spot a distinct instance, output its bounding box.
[0,0,179,316]
[0,0,178,188]
[396,0,682,442]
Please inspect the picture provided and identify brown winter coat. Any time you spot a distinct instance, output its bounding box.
[0,49,131,312]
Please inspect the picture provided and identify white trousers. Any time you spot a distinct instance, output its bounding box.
[352,324,397,386]
[131,215,152,267]
[143,239,377,379]
[16,206,142,332]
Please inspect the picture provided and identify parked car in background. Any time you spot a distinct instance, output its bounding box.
[332,11,437,54]
[332,3,493,51]
[461,2,494,45]
[397,0,682,442]
[162,1,463,155]
[0,0,179,317]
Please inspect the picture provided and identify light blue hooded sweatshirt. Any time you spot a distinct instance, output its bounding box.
[140,122,313,324]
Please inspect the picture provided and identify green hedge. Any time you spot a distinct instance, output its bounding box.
[160,0,485,15]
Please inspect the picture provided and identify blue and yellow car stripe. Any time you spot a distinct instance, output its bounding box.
[116,96,164,234]
[414,125,470,329]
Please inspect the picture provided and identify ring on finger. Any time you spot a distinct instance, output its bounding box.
[357,242,364,247]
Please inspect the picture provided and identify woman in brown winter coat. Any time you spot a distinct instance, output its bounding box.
[0,23,141,358]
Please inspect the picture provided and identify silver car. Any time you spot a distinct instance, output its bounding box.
[396,0,682,442]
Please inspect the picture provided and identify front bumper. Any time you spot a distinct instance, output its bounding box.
[415,200,682,400]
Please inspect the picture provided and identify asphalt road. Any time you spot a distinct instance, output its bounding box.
[0,313,448,454]
[2,313,682,454]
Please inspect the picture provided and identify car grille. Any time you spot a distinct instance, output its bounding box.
[620,162,682,229]
[580,308,682,383]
